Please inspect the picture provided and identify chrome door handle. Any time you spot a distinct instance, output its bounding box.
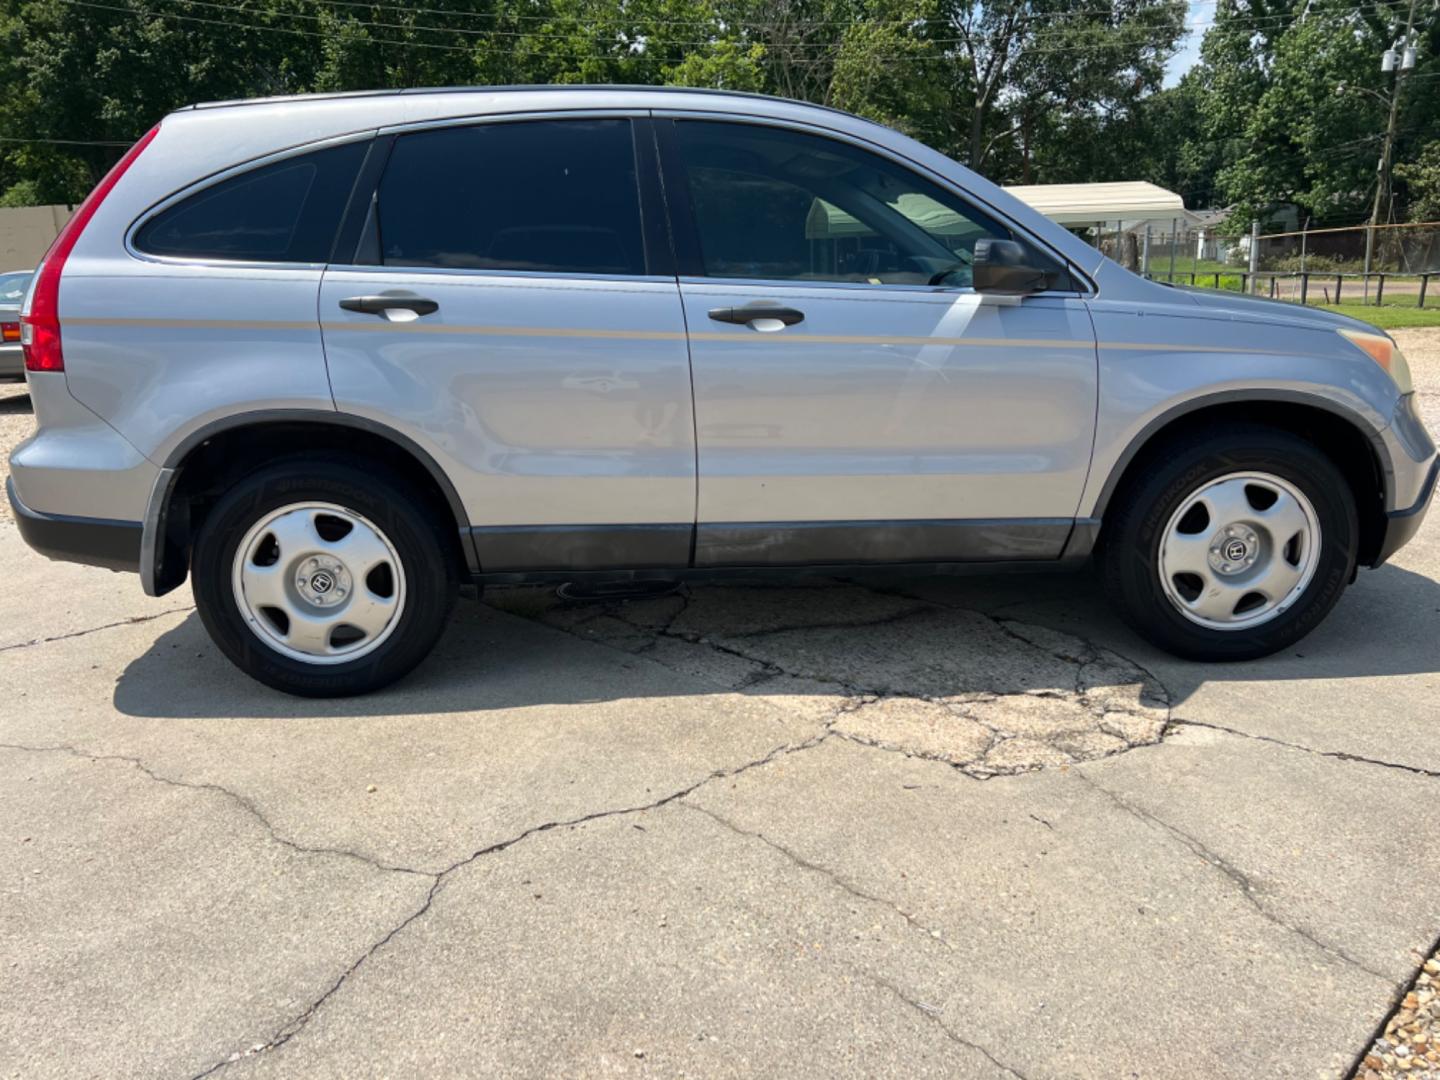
[707,303,805,328]
[339,292,439,318]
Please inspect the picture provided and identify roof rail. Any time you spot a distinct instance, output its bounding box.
[183,83,859,121]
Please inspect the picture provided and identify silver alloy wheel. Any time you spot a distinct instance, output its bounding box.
[1158,472,1322,631]
[231,502,407,665]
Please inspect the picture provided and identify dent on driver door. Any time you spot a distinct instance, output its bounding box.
[319,117,697,571]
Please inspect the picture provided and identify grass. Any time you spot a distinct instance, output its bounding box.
[1152,270,1246,291]
[1152,256,1234,275]
[1314,303,1440,329]
[1145,270,1440,328]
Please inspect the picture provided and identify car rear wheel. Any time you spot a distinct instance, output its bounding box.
[1100,424,1358,661]
[192,460,458,696]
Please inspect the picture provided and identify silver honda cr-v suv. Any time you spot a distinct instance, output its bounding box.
[8,86,1436,696]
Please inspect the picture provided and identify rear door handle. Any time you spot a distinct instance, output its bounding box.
[707,303,805,329]
[339,292,439,319]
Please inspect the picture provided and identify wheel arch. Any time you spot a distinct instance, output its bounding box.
[1087,391,1391,567]
[142,410,478,596]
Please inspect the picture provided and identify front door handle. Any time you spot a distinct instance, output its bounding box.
[707,303,805,330]
[339,292,439,319]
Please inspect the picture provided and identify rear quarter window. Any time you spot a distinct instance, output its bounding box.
[133,140,369,263]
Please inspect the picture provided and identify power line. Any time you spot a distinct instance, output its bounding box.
[137,0,1195,49]
[0,136,135,146]
[142,0,1345,49]
[57,0,474,49]
[40,0,1440,71]
[232,0,1195,30]
[246,0,1403,31]
[74,0,1418,64]
[60,0,1200,57]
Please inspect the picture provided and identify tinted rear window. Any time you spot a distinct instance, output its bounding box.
[134,141,368,263]
[375,119,646,276]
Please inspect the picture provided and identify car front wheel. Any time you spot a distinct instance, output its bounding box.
[1100,424,1359,661]
[192,460,458,696]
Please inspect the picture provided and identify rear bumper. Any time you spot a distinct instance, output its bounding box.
[7,476,142,572]
[1374,455,1437,567]
[0,343,22,378]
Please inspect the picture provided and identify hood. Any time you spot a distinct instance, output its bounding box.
[1167,283,1384,335]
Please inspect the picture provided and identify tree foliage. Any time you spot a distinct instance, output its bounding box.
[0,0,1188,201]
[1193,0,1440,227]
[0,0,1434,227]
[1397,140,1440,222]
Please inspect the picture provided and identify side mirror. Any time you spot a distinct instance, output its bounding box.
[973,238,1050,295]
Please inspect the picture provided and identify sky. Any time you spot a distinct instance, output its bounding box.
[1164,0,1217,87]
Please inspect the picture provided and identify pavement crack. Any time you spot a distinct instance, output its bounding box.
[1074,769,1390,982]
[680,800,948,942]
[187,729,836,1075]
[845,578,1177,711]
[657,625,865,695]
[857,969,1032,1080]
[563,583,908,697]
[0,741,425,876]
[529,581,1173,779]
[827,727,1000,778]
[0,605,194,653]
[681,781,1041,1076]
[1171,717,1440,779]
[434,728,835,878]
[189,878,442,1078]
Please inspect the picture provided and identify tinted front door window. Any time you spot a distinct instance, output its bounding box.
[376,119,647,276]
[673,120,1058,288]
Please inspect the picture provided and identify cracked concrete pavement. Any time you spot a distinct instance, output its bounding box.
[2,329,1438,1078]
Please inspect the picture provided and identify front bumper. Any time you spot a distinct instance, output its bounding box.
[1372,391,1437,566]
[7,476,142,572]
[1374,455,1437,566]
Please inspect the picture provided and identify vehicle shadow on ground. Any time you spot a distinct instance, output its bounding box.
[112,559,1440,721]
[0,390,32,413]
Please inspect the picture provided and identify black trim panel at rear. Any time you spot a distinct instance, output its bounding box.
[8,477,142,572]
[471,523,692,571]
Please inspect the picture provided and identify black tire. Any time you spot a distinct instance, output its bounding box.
[192,459,459,696]
[1099,424,1358,661]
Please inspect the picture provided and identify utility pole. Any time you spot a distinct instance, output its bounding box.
[1366,0,1420,276]
[1249,219,1260,293]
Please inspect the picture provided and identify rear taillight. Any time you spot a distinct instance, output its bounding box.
[1,322,19,343]
[22,124,159,373]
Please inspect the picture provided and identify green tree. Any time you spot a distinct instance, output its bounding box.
[0,0,1195,205]
[1195,0,1440,227]
[1396,140,1440,221]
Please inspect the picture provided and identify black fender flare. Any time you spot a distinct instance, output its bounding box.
[140,409,477,596]
[1084,388,1393,522]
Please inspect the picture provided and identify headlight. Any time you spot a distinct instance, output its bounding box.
[1339,328,1413,394]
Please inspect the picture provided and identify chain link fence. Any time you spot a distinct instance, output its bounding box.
[1133,221,1440,307]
